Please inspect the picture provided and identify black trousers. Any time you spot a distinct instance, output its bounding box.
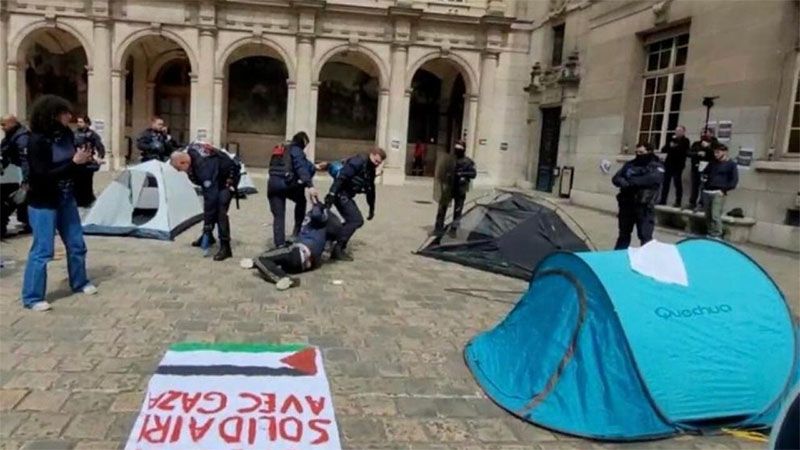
[267,181,306,247]
[333,195,363,248]
[202,188,232,242]
[614,200,655,250]
[659,166,684,206]
[255,246,304,283]
[0,182,28,236]
[435,194,466,232]
[688,164,704,208]
[411,156,425,176]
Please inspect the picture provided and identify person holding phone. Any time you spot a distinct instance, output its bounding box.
[73,115,105,208]
[21,95,97,311]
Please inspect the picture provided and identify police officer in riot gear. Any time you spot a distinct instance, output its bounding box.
[434,140,476,235]
[612,142,665,250]
[324,147,386,261]
[1,115,30,238]
[181,143,239,261]
[267,131,317,249]
[136,116,179,162]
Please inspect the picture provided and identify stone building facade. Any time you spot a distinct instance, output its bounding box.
[0,0,535,186]
[522,0,800,251]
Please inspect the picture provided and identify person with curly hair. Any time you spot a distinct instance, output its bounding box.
[21,95,97,311]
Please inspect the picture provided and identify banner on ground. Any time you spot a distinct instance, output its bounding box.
[125,342,341,450]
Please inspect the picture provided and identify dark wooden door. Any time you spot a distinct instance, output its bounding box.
[536,107,562,192]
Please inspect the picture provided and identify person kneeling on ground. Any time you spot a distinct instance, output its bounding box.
[254,201,343,290]
[171,144,239,261]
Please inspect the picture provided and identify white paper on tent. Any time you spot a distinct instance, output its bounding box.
[627,240,689,287]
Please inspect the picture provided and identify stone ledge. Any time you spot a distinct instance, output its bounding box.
[654,205,755,243]
[654,205,756,226]
[752,160,800,173]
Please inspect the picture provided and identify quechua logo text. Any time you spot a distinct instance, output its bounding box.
[655,304,732,319]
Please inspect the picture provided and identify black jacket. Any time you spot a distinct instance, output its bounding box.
[1,124,30,178]
[451,156,477,197]
[74,127,105,159]
[688,137,719,166]
[137,128,177,162]
[660,135,690,169]
[187,147,239,192]
[26,126,93,208]
[329,154,376,213]
[702,159,738,194]
[612,153,665,205]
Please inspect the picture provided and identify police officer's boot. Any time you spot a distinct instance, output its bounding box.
[330,242,353,262]
[191,234,216,247]
[213,241,232,261]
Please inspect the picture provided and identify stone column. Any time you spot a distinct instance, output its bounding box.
[7,62,19,117]
[465,94,478,156]
[293,35,314,135]
[110,68,124,169]
[212,76,224,146]
[89,19,112,158]
[285,80,296,140]
[376,87,389,150]
[383,44,408,185]
[194,29,216,142]
[474,51,498,177]
[307,82,319,161]
[0,13,7,117]
[144,81,155,123]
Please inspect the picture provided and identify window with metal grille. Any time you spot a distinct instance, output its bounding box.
[638,33,689,149]
[552,24,565,67]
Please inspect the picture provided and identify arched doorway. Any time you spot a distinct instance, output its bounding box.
[407,59,467,177]
[315,52,380,162]
[18,27,88,119]
[223,44,289,167]
[119,35,192,163]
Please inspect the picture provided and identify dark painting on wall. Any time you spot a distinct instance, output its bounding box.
[317,62,378,141]
[26,44,88,116]
[227,56,288,135]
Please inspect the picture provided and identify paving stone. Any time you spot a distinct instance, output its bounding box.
[339,417,387,443]
[0,411,28,437]
[395,397,439,418]
[434,398,480,418]
[423,418,471,442]
[11,412,71,439]
[109,392,144,412]
[467,419,518,443]
[60,392,115,414]
[72,441,122,450]
[105,413,138,440]
[63,413,115,439]
[19,440,75,450]
[4,372,60,390]
[382,418,430,443]
[0,389,29,410]
[16,390,70,411]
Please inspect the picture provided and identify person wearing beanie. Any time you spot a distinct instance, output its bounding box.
[612,142,665,249]
[701,144,738,239]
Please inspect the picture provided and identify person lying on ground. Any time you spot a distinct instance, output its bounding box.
[253,201,343,291]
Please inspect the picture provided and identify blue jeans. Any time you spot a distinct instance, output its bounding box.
[21,187,90,307]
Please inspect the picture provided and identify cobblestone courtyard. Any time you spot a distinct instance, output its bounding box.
[1,171,797,449]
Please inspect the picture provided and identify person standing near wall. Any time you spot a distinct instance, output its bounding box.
[701,144,738,239]
[136,116,179,162]
[1,115,31,238]
[412,140,427,176]
[73,115,105,209]
[686,128,719,210]
[434,140,476,235]
[612,142,664,250]
[658,125,690,207]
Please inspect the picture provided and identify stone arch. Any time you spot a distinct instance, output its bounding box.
[147,49,191,82]
[313,44,389,88]
[406,51,478,95]
[113,27,198,73]
[9,19,93,67]
[216,36,296,80]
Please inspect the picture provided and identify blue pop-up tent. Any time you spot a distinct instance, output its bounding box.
[465,239,798,440]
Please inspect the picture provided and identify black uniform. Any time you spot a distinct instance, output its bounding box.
[73,127,106,208]
[267,141,315,248]
[612,152,664,250]
[186,145,239,259]
[687,137,718,208]
[136,128,178,162]
[435,153,476,233]
[1,124,30,236]
[325,154,376,256]
[658,135,689,206]
[255,203,343,286]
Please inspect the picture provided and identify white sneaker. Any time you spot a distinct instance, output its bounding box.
[30,302,52,312]
[276,277,293,291]
[81,284,98,295]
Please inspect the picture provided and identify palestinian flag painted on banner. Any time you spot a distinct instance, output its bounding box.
[125,343,341,450]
